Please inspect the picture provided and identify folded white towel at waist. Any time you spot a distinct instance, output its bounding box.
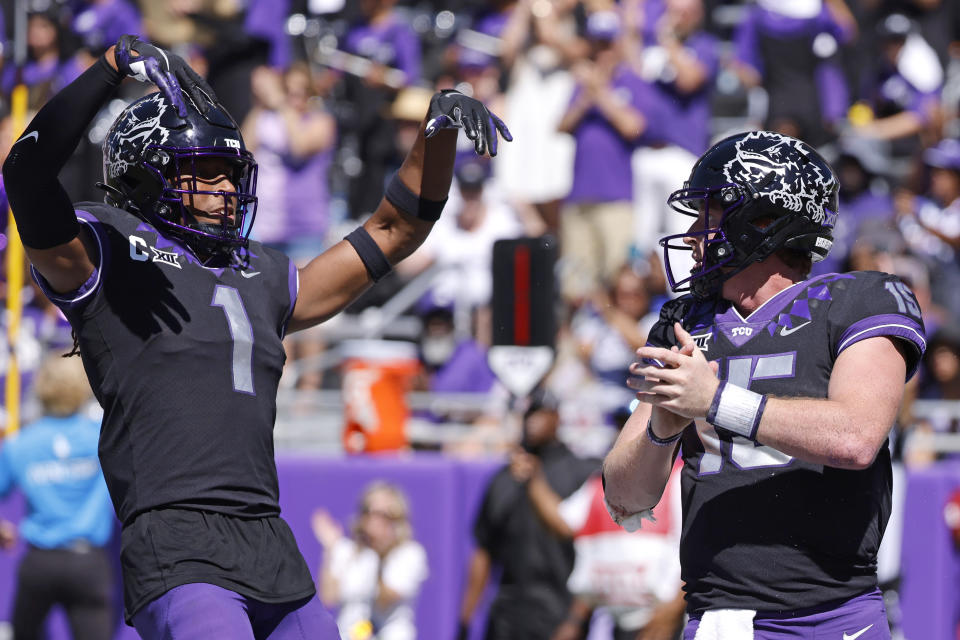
[694,609,756,640]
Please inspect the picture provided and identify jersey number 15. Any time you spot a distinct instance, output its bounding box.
[695,352,796,474]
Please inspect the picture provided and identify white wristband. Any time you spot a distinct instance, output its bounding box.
[706,381,767,440]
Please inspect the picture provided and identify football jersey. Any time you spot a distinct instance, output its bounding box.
[646,271,926,614]
[32,203,298,525]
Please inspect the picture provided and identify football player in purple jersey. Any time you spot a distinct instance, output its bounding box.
[603,131,925,640]
[2,35,509,639]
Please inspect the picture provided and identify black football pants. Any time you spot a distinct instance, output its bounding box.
[11,546,114,640]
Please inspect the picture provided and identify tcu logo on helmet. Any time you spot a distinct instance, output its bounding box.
[722,132,837,225]
[105,93,171,179]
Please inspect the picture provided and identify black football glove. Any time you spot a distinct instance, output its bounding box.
[114,35,216,117]
[424,89,512,157]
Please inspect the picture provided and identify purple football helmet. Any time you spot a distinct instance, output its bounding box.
[102,90,258,255]
[662,131,839,300]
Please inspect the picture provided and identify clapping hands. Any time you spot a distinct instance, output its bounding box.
[629,322,720,430]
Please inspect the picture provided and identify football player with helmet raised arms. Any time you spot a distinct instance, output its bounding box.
[603,131,925,640]
[2,36,510,639]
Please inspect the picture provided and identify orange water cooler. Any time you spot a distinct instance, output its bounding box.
[340,339,420,453]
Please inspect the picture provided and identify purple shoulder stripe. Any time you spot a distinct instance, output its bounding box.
[836,313,926,379]
[280,258,299,338]
[31,210,111,312]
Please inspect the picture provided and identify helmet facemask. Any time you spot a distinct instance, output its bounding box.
[153,148,258,255]
[661,183,747,300]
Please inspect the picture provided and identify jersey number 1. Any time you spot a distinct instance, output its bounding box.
[212,285,255,394]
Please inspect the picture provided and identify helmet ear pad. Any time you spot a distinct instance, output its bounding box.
[114,160,198,227]
[723,203,783,258]
[705,239,734,263]
[722,200,829,270]
[112,164,164,215]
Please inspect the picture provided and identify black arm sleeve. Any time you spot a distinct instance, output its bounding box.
[2,55,125,249]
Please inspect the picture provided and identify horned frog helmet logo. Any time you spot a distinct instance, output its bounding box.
[106,93,171,179]
[722,131,838,227]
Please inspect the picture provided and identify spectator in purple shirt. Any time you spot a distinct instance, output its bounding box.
[896,138,960,317]
[343,0,422,85]
[557,10,650,303]
[416,303,500,421]
[243,62,338,260]
[245,0,293,70]
[340,0,423,219]
[852,13,943,151]
[242,62,338,392]
[626,0,719,275]
[72,0,143,55]
[401,295,507,446]
[732,0,857,145]
[1,8,85,108]
[470,0,513,42]
[811,139,895,276]
[626,0,718,157]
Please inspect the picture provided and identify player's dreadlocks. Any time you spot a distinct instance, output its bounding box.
[64,330,80,357]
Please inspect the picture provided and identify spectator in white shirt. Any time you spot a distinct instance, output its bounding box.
[313,482,428,640]
[398,159,524,309]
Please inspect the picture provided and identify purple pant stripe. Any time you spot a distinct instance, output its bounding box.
[683,590,890,640]
[132,583,341,640]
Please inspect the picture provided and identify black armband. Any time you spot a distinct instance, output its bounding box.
[646,420,683,446]
[384,172,447,222]
[3,54,124,248]
[345,227,393,283]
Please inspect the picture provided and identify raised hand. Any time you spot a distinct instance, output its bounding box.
[508,450,541,483]
[114,35,217,117]
[630,322,720,421]
[425,89,513,157]
[310,509,343,549]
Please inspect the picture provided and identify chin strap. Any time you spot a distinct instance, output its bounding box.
[191,221,240,240]
[182,225,242,259]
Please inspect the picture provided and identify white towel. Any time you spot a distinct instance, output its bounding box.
[694,609,756,640]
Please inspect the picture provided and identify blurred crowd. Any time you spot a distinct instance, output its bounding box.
[2,2,960,639]
[1,0,960,466]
